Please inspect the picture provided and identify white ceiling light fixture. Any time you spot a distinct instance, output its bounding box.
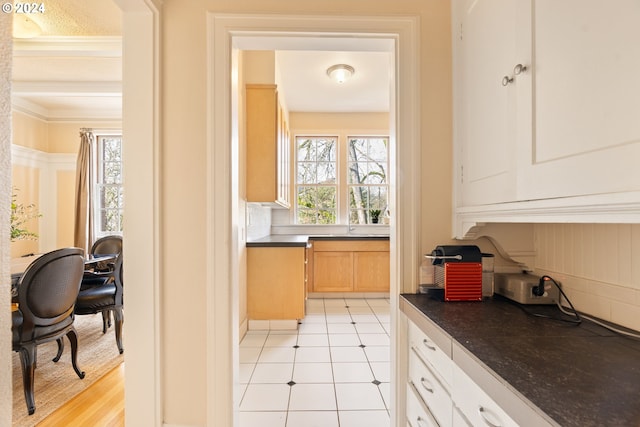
[326,64,355,84]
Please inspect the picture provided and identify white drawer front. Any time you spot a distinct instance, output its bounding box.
[453,365,518,427]
[409,320,453,387]
[409,349,452,426]
[453,404,472,427]
[406,384,440,427]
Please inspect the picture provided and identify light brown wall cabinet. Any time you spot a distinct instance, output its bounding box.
[245,83,290,208]
[247,247,305,320]
[311,240,389,293]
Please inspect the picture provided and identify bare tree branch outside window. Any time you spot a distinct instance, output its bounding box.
[296,136,337,224]
[295,135,388,226]
[96,135,123,235]
[348,137,388,224]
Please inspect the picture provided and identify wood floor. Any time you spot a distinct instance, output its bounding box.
[37,362,125,427]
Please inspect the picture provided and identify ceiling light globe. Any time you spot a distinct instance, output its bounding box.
[326,64,354,84]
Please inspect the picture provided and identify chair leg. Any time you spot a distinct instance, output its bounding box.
[18,344,37,415]
[113,308,124,354]
[66,328,86,379]
[101,310,112,333]
[53,337,64,362]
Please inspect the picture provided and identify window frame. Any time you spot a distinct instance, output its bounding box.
[294,133,389,226]
[346,135,390,225]
[294,135,339,225]
[93,131,124,238]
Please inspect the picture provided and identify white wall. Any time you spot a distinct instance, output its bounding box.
[535,223,640,331]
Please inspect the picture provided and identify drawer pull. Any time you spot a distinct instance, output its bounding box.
[422,338,436,351]
[420,377,434,394]
[416,416,429,427]
[478,406,501,427]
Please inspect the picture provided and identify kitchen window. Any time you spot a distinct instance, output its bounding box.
[295,135,388,225]
[94,133,123,237]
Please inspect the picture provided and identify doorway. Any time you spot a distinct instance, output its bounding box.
[208,13,421,426]
[235,38,394,426]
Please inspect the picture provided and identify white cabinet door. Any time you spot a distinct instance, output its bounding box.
[453,0,520,206]
[517,0,640,200]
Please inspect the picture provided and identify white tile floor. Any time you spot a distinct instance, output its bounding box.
[239,297,391,427]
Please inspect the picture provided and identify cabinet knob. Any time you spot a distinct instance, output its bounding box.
[501,75,514,86]
[513,63,527,75]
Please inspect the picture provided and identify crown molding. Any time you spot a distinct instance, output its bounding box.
[12,36,122,57]
[12,96,122,122]
[12,81,122,96]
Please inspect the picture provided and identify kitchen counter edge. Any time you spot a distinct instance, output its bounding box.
[246,235,309,247]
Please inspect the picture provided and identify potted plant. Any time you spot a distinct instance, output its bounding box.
[11,189,41,241]
[369,209,381,224]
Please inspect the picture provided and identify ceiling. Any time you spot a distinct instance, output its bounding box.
[11,2,391,121]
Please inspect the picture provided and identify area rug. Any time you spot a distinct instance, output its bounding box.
[12,314,124,426]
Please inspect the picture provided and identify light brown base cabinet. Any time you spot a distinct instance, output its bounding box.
[311,239,390,293]
[247,247,305,320]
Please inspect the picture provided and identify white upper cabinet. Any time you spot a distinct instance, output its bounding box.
[453,0,640,237]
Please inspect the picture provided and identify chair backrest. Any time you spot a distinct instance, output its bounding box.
[17,248,85,339]
[91,235,123,256]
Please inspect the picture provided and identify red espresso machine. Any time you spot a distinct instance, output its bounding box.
[425,245,483,301]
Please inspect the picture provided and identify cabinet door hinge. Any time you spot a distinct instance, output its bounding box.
[461,164,464,184]
[459,22,463,41]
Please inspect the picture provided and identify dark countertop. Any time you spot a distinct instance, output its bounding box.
[401,293,640,427]
[246,235,309,247]
[310,235,389,240]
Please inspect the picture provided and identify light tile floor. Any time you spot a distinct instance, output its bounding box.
[239,297,391,427]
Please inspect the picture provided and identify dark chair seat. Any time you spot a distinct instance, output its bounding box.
[80,272,111,288]
[12,312,73,343]
[75,283,117,311]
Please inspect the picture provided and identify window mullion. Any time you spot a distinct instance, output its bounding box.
[338,132,348,224]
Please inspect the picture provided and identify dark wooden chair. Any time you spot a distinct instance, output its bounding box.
[75,251,124,354]
[11,247,86,415]
[81,235,123,332]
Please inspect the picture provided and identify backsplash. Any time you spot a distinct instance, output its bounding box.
[246,203,271,241]
[534,223,640,332]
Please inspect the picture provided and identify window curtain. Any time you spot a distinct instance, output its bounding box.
[74,128,95,254]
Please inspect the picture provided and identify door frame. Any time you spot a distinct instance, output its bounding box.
[208,13,421,426]
[117,0,162,425]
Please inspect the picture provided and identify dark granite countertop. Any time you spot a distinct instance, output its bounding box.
[310,235,389,240]
[246,235,309,247]
[401,293,640,427]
